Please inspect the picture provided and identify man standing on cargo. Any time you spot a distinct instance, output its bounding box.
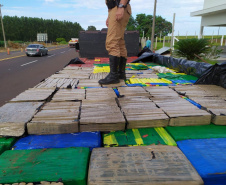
[98,0,131,85]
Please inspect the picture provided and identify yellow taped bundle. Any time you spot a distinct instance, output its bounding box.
[103,127,177,147]
[171,73,186,75]
[129,78,173,84]
[127,63,147,66]
[93,66,110,73]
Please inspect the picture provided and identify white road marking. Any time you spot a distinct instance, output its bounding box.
[61,51,65,53]
[21,60,38,67]
[47,54,56,58]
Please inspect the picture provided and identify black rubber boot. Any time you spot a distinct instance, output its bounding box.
[119,57,127,80]
[98,55,120,84]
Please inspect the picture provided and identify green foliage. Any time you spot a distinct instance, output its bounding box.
[126,16,137,31]
[173,38,211,60]
[11,41,23,43]
[59,41,68,44]
[0,41,5,47]
[56,38,66,42]
[136,14,152,37]
[155,16,172,37]
[126,14,172,37]
[87,25,96,31]
[0,16,84,42]
[203,44,223,59]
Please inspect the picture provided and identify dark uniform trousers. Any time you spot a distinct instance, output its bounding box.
[106,4,131,58]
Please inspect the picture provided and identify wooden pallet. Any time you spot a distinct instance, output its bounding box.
[89,72,108,80]
[60,68,93,73]
[0,102,43,136]
[10,88,55,102]
[145,86,180,99]
[63,65,94,71]
[172,85,215,97]
[155,98,212,126]
[125,70,141,74]
[27,102,80,135]
[191,96,226,125]
[211,109,226,125]
[50,74,90,79]
[118,97,169,128]
[148,87,213,126]
[86,88,117,100]
[118,87,150,97]
[196,85,226,99]
[137,73,159,78]
[88,146,203,185]
[34,78,79,88]
[64,65,82,70]
[77,79,101,87]
[51,89,85,101]
[80,99,125,132]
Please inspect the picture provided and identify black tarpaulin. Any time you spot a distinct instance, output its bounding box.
[68,57,85,65]
[131,52,212,77]
[195,62,226,88]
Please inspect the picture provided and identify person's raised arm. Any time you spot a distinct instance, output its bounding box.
[116,0,128,21]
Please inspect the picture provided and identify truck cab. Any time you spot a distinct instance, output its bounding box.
[69,38,79,48]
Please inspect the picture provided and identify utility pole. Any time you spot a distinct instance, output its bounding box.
[170,13,176,48]
[163,36,165,47]
[159,31,162,43]
[212,30,214,43]
[218,27,220,36]
[151,0,157,51]
[0,4,6,48]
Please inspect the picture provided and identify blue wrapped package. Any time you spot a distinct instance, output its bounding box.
[113,88,120,97]
[177,138,226,185]
[13,132,101,151]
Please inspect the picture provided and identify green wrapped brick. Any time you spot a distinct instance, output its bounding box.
[94,63,109,67]
[103,130,129,147]
[145,63,160,67]
[103,127,177,147]
[0,144,6,155]
[166,124,226,141]
[158,73,198,82]
[0,147,90,185]
[0,137,17,146]
[0,137,17,155]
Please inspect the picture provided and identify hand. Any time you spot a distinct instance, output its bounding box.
[106,17,109,27]
[116,8,124,21]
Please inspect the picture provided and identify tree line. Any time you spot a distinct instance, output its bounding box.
[86,14,172,38]
[126,14,172,38]
[0,14,172,42]
[0,16,84,42]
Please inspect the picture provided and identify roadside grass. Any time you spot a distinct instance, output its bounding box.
[154,42,171,50]
[163,35,225,41]
[198,59,219,65]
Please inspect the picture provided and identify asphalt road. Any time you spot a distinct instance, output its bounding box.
[0,46,79,107]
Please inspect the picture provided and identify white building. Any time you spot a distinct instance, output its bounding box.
[191,0,226,38]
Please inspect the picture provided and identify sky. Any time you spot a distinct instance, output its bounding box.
[1,0,226,36]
